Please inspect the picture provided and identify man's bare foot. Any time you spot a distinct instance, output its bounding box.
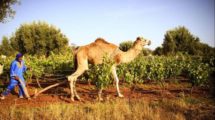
[0,95,5,100]
[19,96,24,99]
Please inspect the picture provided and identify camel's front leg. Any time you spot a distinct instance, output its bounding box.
[111,66,124,97]
[98,88,103,101]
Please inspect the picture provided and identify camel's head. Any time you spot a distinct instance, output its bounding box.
[135,37,151,46]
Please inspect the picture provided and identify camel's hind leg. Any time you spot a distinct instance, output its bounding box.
[111,65,124,97]
[68,58,88,101]
[68,68,86,101]
[69,80,75,101]
[73,81,81,100]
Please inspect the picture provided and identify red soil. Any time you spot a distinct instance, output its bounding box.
[0,79,212,108]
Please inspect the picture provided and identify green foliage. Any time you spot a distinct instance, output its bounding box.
[153,47,163,55]
[0,52,74,83]
[5,21,69,56]
[119,41,133,52]
[0,53,213,89]
[0,0,19,23]
[162,32,176,55]
[118,55,213,87]
[163,56,184,79]
[184,59,211,86]
[170,27,194,54]
[118,56,165,86]
[118,56,146,85]
[87,56,114,89]
[0,36,15,56]
[142,48,152,56]
[24,52,74,79]
[155,26,215,57]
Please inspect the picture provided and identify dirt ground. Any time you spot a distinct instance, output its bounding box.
[0,78,215,120]
[0,79,214,107]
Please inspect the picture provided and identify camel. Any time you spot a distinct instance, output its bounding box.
[68,37,151,101]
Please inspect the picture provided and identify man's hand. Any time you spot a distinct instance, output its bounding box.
[14,76,19,81]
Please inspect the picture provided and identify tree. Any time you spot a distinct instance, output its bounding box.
[154,26,215,56]
[162,32,176,55]
[142,48,152,56]
[10,21,69,56]
[153,47,163,55]
[172,27,196,54]
[0,0,20,23]
[0,36,15,56]
[119,41,133,52]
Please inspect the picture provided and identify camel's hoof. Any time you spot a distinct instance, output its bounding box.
[118,94,124,98]
[27,97,31,100]
[70,97,75,102]
[75,96,81,101]
[98,97,104,101]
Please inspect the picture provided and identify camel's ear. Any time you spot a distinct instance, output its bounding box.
[136,37,141,40]
[134,37,141,45]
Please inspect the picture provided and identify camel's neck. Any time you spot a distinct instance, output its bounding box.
[120,44,142,63]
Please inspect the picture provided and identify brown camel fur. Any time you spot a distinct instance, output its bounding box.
[68,37,151,101]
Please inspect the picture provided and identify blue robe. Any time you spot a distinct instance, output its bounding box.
[1,60,27,97]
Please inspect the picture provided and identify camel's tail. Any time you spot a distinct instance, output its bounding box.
[72,46,79,71]
[74,54,78,71]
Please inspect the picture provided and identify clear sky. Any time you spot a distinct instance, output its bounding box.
[0,0,214,49]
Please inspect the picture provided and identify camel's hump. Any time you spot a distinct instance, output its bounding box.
[94,38,110,44]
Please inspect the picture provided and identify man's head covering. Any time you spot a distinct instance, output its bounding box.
[16,53,23,59]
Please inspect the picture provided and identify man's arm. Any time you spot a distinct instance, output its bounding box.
[10,61,17,78]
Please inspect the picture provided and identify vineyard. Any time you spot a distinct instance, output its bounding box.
[0,53,214,93]
[0,53,215,120]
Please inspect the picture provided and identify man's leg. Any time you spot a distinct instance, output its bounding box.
[18,80,26,98]
[0,80,18,99]
[18,84,25,98]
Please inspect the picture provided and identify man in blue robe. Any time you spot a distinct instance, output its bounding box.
[0,53,29,100]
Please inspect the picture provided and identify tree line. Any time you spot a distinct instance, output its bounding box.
[0,21,214,58]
